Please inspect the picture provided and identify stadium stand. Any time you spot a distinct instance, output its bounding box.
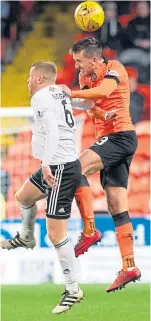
[1,1,150,218]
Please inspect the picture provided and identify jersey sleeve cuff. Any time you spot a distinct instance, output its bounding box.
[104,75,120,85]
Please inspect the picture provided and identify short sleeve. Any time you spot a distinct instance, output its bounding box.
[104,61,127,85]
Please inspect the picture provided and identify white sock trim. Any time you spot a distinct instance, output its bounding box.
[20,203,35,209]
[54,238,69,249]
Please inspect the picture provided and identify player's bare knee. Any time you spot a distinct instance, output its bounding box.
[107,196,119,215]
[108,203,118,215]
[81,166,88,176]
[15,190,21,203]
[15,190,33,207]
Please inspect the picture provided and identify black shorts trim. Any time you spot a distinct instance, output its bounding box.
[29,177,45,193]
[46,213,70,219]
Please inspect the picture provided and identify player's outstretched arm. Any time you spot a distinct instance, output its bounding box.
[71,98,94,110]
[59,79,117,100]
[60,84,117,120]
[71,78,118,100]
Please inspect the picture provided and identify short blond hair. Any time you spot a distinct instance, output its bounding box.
[31,60,57,82]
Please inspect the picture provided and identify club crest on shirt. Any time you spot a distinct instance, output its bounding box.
[91,73,97,81]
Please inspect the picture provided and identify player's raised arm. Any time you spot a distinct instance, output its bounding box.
[60,85,117,120]
[71,78,118,100]
[59,84,93,110]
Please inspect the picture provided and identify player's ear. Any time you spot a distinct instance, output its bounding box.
[91,57,96,67]
[38,75,43,84]
[93,56,97,63]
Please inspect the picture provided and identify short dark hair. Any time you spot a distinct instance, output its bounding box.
[70,37,102,58]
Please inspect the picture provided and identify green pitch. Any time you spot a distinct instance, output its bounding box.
[1,284,150,321]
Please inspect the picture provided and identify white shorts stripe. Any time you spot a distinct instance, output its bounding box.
[48,165,64,216]
[48,167,60,215]
[50,166,61,215]
[52,164,64,216]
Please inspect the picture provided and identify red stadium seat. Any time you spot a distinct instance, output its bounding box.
[63,53,75,69]
[74,33,91,42]
[135,121,150,136]
[102,48,117,59]
[128,192,150,215]
[130,156,150,177]
[10,24,17,43]
[16,131,32,143]
[57,68,74,87]
[137,84,150,111]
[118,14,132,28]
[128,175,150,194]
[135,136,150,158]
[19,1,34,11]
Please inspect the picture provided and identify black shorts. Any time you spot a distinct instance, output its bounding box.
[89,131,138,189]
[29,159,81,219]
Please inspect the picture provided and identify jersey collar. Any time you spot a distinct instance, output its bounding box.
[91,57,108,81]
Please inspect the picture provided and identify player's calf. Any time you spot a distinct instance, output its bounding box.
[46,217,83,313]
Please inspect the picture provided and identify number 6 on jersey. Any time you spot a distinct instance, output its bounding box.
[62,99,75,128]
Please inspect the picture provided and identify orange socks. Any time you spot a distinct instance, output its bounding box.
[75,183,95,236]
[113,212,135,270]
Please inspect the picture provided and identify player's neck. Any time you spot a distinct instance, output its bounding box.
[32,81,56,96]
[93,58,106,75]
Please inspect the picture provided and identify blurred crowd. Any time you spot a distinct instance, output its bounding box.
[1,0,150,217]
[1,0,150,124]
[1,1,46,65]
[97,1,150,122]
[96,1,150,84]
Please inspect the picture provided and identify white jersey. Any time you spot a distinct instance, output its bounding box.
[31,85,77,166]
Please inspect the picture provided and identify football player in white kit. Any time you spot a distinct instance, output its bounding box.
[1,61,84,314]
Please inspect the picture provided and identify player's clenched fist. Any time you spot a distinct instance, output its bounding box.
[59,84,72,97]
[42,166,58,189]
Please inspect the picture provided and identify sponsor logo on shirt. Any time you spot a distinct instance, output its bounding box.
[37,111,44,118]
[52,92,66,100]
[49,86,56,92]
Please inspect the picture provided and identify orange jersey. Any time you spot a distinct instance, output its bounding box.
[78,59,134,138]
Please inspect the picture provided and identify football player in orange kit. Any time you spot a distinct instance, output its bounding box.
[61,37,141,293]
